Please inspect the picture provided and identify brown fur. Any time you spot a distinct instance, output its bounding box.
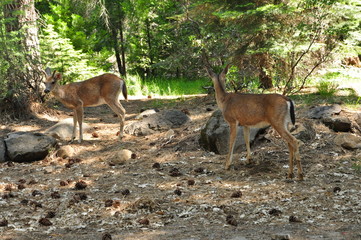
[205,65,303,180]
[44,71,127,143]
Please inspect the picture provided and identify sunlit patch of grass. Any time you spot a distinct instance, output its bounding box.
[126,75,210,97]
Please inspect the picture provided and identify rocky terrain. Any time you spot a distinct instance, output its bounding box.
[0,94,361,240]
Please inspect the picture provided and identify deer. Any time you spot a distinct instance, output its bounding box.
[205,64,303,180]
[43,68,127,143]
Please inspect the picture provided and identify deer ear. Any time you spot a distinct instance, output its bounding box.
[219,64,231,79]
[54,73,62,81]
[45,67,52,76]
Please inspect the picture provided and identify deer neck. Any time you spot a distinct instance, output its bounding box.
[213,78,228,111]
[51,84,67,100]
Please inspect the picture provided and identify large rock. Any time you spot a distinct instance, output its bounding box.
[0,139,6,162]
[199,110,263,155]
[293,120,316,142]
[124,109,190,136]
[5,132,57,162]
[45,118,90,141]
[308,104,342,119]
[322,116,352,132]
[334,133,361,150]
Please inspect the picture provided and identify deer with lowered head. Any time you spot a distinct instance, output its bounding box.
[44,68,127,143]
[205,64,303,180]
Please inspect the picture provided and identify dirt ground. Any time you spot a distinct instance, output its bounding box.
[1,94,361,240]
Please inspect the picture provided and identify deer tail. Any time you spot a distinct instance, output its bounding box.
[122,80,128,101]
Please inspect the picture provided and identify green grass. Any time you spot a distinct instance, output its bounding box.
[126,75,211,97]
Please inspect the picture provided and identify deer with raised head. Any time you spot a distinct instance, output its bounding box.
[44,68,127,143]
[205,64,303,180]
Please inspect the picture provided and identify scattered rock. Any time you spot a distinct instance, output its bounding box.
[74,180,87,190]
[308,104,342,119]
[230,191,242,198]
[45,118,90,141]
[135,109,158,120]
[187,179,195,186]
[102,232,112,240]
[112,149,133,165]
[138,218,150,225]
[271,234,291,240]
[174,189,182,196]
[125,110,190,136]
[0,139,6,162]
[289,215,302,223]
[45,211,56,218]
[293,120,316,142]
[56,145,75,159]
[334,133,361,149]
[322,116,352,132]
[121,189,130,196]
[269,208,282,216]
[39,218,52,226]
[226,215,238,226]
[169,168,182,177]
[4,132,57,163]
[199,110,264,154]
[0,219,8,227]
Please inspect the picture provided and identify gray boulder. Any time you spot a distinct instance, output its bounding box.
[199,110,263,155]
[334,133,361,150]
[0,139,6,162]
[293,120,316,142]
[45,118,90,141]
[5,132,57,163]
[322,116,352,132]
[124,109,190,136]
[308,104,342,119]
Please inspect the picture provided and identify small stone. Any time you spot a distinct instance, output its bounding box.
[39,218,52,226]
[169,168,182,177]
[269,208,282,216]
[32,190,42,196]
[45,211,56,218]
[174,189,182,196]
[102,232,112,240]
[74,180,87,190]
[51,191,61,199]
[230,191,242,198]
[187,179,195,186]
[121,189,130,196]
[105,199,113,207]
[289,215,302,223]
[152,162,161,169]
[138,218,150,225]
[333,186,341,193]
[226,215,238,226]
[0,219,8,227]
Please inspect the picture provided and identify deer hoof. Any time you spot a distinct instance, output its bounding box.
[297,173,304,181]
[287,172,295,179]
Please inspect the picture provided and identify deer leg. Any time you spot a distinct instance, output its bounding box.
[106,99,126,139]
[243,126,252,164]
[294,141,303,180]
[287,143,295,179]
[273,125,303,180]
[225,122,238,170]
[71,109,78,143]
[75,106,84,143]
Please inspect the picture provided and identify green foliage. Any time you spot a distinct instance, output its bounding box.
[40,23,105,83]
[316,80,339,96]
[126,75,210,96]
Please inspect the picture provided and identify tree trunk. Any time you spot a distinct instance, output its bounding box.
[111,28,123,76]
[1,0,43,118]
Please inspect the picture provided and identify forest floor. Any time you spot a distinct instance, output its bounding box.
[0,94,361,240]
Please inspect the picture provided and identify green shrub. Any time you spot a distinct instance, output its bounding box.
[316,80,339,96]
